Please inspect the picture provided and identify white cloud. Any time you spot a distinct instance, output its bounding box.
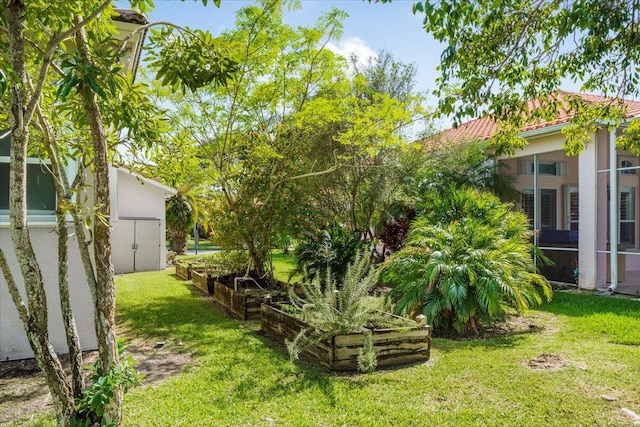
[327,37,378,73]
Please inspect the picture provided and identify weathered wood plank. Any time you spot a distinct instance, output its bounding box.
[334,341,430,361]
[191,270,208,294]
[261,304,431,371]
[215,282,288,320]
[175,263,190,280]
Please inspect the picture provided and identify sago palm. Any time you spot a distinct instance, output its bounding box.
[384,188,552,334]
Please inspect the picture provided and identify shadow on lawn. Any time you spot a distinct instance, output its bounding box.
[230,332,367,408]
[432,330,534,353]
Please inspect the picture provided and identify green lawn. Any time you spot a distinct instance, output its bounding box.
[271,251,300,282]
[186,238,220,252]
[11,269,640,426]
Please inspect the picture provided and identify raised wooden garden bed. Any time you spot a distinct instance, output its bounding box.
[261,303,431,371]
[191,270,215,295]
[175,262,191,280]
[175,261,207,280]
[212,278,288,321]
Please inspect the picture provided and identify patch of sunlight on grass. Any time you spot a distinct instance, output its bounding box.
[538,291,640,345]
[271,251,300,283]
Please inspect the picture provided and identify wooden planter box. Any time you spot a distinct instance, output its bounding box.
[175,262,191,280]
[175,261,207,281]
[213,280,288,321]
[191,270,215,295]
[261,304,431,371]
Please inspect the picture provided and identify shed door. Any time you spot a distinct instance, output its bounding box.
[133,219,161,272]
[112,220,135,273]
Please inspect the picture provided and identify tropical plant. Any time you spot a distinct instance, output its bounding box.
[417,140,519,204]
[290,223,369,284]
[384,187,552,334]
[166,184,197,254]
[286,250,394,364]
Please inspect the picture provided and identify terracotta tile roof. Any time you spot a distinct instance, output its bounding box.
[432,91,640,144]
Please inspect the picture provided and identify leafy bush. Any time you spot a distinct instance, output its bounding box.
[72,343,141,427]
[286,251,411,369]
[206,250,251,276]
[384,187,552,334]
[291,223,369,284]
[166,193,195,254]
[377,219,411,253]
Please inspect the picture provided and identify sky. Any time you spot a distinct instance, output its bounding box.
[131,0,451,129]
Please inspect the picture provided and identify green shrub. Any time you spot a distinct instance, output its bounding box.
[357,331,377,373]
[209,250,251,275]
[72,343,141,427]
[290,223,369,284]
[286,251,392,366]
[384,187,552,334]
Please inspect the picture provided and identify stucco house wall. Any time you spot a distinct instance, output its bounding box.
[0,9,152,361]
[0,226,97,361]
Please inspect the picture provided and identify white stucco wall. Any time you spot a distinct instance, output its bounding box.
[0,225,97,361]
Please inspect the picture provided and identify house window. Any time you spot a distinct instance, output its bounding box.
[520,160,567,176]
[620,187,635,245]
[565,186,579,231]
[620,159,637,175]
[0,132,57,216]
[521,188,557,230]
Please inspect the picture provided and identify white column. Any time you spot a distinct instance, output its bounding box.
[609,129,618,290]
[578,132,599,290]
[533,154,539,246]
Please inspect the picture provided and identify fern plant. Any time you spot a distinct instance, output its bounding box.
[384,187,552,334]
[286,250,397,363]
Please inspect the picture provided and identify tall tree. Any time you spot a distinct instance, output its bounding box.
[0,1,234,424]
[309,51,426,237]
[146,0,354,277]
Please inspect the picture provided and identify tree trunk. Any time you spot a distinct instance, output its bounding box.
[245,239,266,278]
[5,2,76,425]
[74,16,122,425]
[56,210,85,397]
[37,105,86,398]
[171,231,188,255]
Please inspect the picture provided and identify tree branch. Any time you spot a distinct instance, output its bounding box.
[24,0,114,125]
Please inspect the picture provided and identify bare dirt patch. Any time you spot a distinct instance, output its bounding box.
[0,340,192,425]
[432,313,545,340]
[523,353,570,370]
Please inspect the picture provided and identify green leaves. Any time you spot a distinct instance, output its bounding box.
[0,70,7,96]
[385,187,551,334]
[146,26,238,93]
[409,0,640,145]
[56,53,122,102]
[73,349,141,427]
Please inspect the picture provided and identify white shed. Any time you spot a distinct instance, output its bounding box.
[110,167,175,274]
